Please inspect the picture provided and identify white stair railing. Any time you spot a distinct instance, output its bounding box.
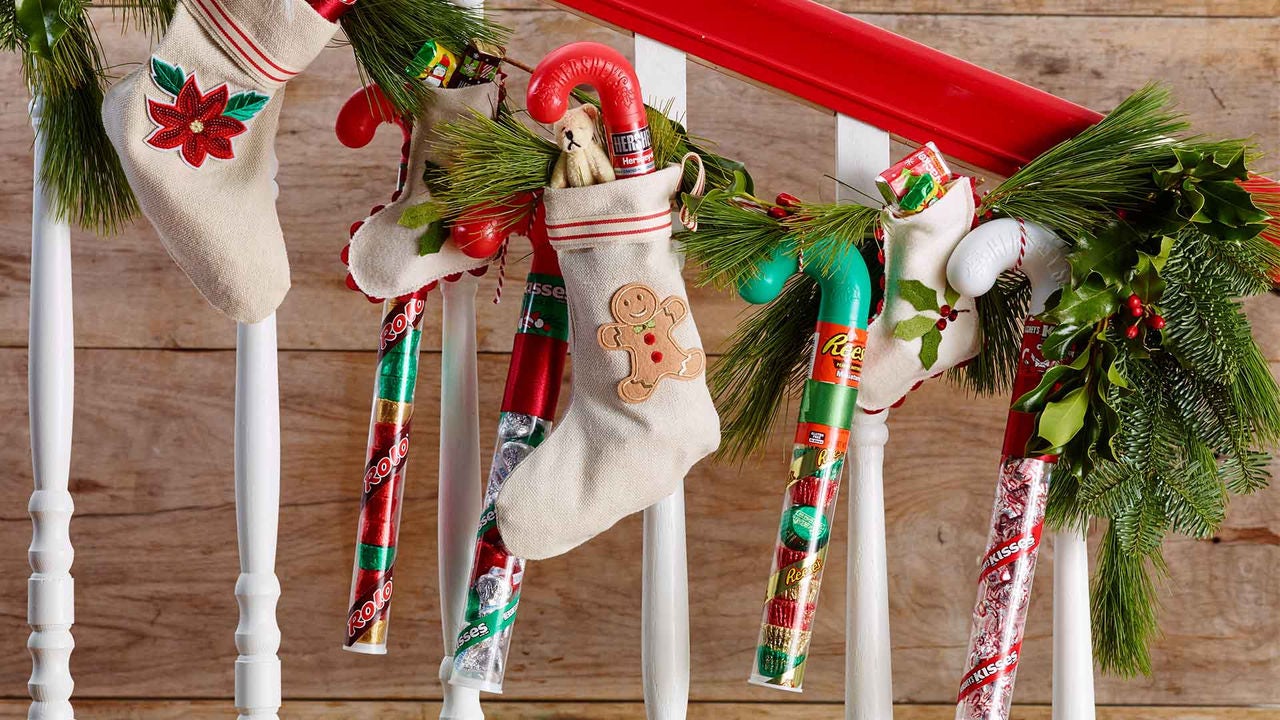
[27,93,77,720]
[635,35,692,720]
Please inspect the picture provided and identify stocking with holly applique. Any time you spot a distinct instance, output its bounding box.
[858,176,982,411]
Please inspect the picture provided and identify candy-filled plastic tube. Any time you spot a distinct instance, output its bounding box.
[741,242,872,691]
[451,211,570,692]
[527,41,655,177]
[343,290,430,652]
[947,219,1071,720]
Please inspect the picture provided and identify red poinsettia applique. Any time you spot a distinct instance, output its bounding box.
[146,75,247,168]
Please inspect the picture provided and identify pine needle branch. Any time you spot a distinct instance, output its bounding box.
[339,0,508,116]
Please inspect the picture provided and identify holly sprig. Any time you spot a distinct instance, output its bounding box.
[997,134,1280,675]
[893,279,968,370]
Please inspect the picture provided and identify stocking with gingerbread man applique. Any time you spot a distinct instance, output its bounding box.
[494,164,720,560]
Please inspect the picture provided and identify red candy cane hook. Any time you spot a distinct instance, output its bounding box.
[527,42,655,177]
[335,83,409,149]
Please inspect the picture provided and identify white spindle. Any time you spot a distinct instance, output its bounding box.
[844,409,893,720]
[234,316,283,720]
[437,275,485,720]
[836,114,894,720]
[1053,528,1095,720]
[634,35,691,720]
[27,94,76,720]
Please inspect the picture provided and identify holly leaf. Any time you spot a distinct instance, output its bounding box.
[943,284,960,308]
[223,91,270,121]
[15,0,68,58]
[918,328,942,370]
[150,57,186,96]
[894,314,936,342]
[898,279,940,313]
[417,221,447,256]
[1187,179,1270,241]
[1068,225,1139,287]
[1036,385,1089,449]
[1042,278,1119,327]
[1043,322,1091,361]
[1012,346,1091,413]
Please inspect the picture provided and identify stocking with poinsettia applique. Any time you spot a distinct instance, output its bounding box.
[493,164,721,560]
[103,0,338,323]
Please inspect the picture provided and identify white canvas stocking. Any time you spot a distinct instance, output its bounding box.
[494,164,720,560]
[102,0,338,322]
[858,176,981,411]
[347,83,501,298]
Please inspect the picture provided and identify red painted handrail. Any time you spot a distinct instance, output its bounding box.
[549,0,1104,176]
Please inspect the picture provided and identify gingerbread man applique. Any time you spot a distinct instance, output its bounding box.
[598,283,706,403]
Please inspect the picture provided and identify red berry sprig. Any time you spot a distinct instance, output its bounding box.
[1121,293,1165,340]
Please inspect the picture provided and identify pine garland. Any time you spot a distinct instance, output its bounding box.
[0,0,503,232]
[678,187,881,458]
[431,97,747,222]
[338,0,507,116]
[681,84,1280,676]
[985,89,1280,675]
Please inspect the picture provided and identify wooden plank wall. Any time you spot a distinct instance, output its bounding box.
[0,1,1276,717]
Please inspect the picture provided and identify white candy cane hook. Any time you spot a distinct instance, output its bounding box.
[946,217,1069,316]
[946,218,1096,720]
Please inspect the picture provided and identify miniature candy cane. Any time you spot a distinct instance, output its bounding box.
[527,41,656,177]
[451,204,569,692]
[740,240,872,692]
[946,218,1081,720]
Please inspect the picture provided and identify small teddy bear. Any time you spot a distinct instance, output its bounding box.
[549,104,616,189]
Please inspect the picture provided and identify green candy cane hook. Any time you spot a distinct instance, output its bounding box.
[741,240,872,691]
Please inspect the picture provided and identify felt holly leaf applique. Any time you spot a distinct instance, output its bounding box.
[223,91,270,121]
[893,280,965,370]
[398,201,449,256]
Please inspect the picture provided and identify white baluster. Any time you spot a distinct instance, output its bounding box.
[27,94,76,720]
[635,35,691,720]
[437,275,485,720]
[836,114,893,720]
[234,316,282,720]
[845,410,893,720]
[1053,528,1095,720]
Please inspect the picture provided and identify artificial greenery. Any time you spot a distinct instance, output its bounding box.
[338,0,507,116]
[430,95,749,225]
[679,84,1280,676]
[0,0,502,232]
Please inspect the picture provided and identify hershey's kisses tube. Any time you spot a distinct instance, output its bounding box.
[344,291,429,653]
[740,241,872,691]
[451,212,569,692]
[955,319,1057,719]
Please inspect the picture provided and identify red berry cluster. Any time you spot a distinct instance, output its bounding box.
[1122,293,1165,339]
[767,192,802,219]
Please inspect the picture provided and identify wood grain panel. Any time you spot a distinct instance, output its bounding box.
[0,10,1275,351]
[0,350,1275,703]
[0,700,1271,719]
